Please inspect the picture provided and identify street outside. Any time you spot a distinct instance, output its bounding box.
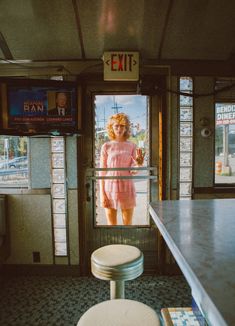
[215,155,235,183]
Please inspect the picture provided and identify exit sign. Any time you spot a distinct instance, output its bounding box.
[103,51,139,81]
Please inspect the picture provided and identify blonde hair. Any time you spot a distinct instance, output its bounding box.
[106,113,131,140]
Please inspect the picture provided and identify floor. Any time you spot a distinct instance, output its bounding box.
[0,274,191,325]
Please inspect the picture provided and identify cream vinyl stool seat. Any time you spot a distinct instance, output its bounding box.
[91,244,144,299]
[77,299,160,326]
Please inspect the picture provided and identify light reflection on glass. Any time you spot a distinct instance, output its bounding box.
[52,153,64,168]
[52,169,65,183]
[180,123,192,136]
[53,214,66,228]
[53,199,66,213]
[54,228,67,242]
[180,108,193,121]
[180,138,192,151]
[52,184,65,198]
[51,138,64,152]
[180,153,192,166]
[55,242,67,256]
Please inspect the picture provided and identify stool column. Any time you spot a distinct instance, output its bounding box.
[110,280,125,299]
[91,245,144,300]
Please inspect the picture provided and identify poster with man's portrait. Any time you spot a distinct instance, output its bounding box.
[47,91,72,116]
[7,84,77,133]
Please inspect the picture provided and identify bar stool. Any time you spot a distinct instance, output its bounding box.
[77,299,160,326]
[91,244,144,299]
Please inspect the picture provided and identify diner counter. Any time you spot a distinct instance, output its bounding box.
[149,199,235,326]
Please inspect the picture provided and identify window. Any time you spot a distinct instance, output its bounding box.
[0,136,28,187]
[179,77,193,199]
[215,103,235,184]
[214,79,235,185]
[51,137,68,256]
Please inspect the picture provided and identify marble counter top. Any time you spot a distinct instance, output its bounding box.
[149,199,235,326]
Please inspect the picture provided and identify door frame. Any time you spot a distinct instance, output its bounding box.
[78,77,167,275]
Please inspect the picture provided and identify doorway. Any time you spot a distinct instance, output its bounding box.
[79,80,166,274]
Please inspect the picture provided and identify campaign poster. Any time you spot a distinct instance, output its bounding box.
[7,86,77,130]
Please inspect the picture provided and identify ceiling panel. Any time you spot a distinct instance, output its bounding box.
[0,0,82,60]
[79,0,147,59]
[78,0,171,59]
[0,0,235,77]
[135,0,171,59]
[162,0,235,61]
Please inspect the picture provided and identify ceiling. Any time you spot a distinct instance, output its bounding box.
[0,0,235,78]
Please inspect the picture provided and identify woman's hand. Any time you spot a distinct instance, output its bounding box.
[135,148,145,166]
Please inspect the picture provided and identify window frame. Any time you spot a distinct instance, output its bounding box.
[0,135,29,189]
[214,100,235,187]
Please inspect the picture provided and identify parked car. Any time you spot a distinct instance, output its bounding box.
[8,156,28,169]
[0,156,28,170]
[0,156,28,169]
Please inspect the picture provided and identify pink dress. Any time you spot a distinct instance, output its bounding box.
[100,141,137,209]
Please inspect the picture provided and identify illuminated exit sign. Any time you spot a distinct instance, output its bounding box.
[103,51,139,81]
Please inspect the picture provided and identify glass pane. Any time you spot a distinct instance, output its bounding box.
[53,214,66,228]
[52,184,65,198]
[50,137,67,257]
[180,138,192,151]
[215,103,235,184]
[180,108,193,121]
[180,77,193,91]
[52,153,64,168]
[180,168,192,181]
[179,77,193,200]
[180,95,193,106]
[94,95,150,226]
[51,137,64,152]
[54,228,67,242]
[180,183,192,196]
[180,123,192,136]
[216,103,235,126]
[0,136,28,187]
[52,169,65,183]
[55,242,67,256]
[180,152,192,166]
[53,199,66,213]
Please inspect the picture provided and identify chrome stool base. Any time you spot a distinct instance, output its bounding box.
[91,244,144,299]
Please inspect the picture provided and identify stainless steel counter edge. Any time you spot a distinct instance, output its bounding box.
[149,203,227,326]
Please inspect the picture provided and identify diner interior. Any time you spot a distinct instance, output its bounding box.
[0,1,235,325]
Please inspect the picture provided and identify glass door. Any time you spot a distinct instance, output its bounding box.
[79,80,165,275]
[92,94,152,226]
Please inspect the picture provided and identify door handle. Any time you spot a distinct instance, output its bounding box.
[85,182,91,202]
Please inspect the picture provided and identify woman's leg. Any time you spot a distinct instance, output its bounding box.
[105,208,117,225]
[121,208,134,225]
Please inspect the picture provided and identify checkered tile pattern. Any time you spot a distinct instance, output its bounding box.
[0,275,191,326]
[162,307,202,325]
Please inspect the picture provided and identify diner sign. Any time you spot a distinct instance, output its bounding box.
[103,51,139,81]
[216,104,235,125]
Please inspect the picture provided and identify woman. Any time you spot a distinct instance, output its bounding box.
[99,113,145,225]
